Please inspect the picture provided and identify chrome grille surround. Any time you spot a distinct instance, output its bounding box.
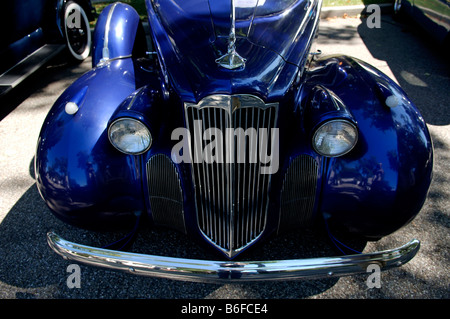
[185,95,278,258]
[146,154,186,234]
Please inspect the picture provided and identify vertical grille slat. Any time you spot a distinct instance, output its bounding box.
[279,155,319,233]
[185,95,278,257]
[146,154,186,234]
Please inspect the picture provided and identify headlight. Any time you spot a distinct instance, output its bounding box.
[108,118,152,155]
[313,120,358,157]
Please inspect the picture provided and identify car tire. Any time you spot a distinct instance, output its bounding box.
[63,1,91,62]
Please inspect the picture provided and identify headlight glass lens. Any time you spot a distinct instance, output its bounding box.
[313,120,358,157]
[108,118,152,155]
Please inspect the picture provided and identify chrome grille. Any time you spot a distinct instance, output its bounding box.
[279,155,319,233]
[146,154,186,233]
[185,95,278,257]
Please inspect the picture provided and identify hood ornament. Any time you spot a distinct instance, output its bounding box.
[215,0,246,70]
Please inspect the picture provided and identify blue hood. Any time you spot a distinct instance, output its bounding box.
[146,0,321,102]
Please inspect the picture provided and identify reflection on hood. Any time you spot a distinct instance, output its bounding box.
[148,0,321,101]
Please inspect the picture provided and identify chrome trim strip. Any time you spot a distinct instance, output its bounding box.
[96,55,133,68]
[185,94,278,110]
[293,0,317,46]
[100,2,119,64]
[47,232,420,283]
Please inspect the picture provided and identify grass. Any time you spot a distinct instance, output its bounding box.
[91,0,148,27]
[93,0,147,16]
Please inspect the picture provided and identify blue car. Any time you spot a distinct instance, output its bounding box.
[0,0,96,96]
[394,0,450,44]
[37,0,433,282]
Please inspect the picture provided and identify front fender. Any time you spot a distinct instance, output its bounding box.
[92,2,147,67]
[35,58,145,229]
[308,56,433,238]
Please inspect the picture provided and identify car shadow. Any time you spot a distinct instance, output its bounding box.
[355,10,450,298]
[357,13,450,126]
[0,155,352,298]
[0,53,89,121]
[0,51,346,299]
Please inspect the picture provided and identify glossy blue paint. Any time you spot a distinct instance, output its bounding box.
[0,28,45,74]
[36,0,433,258]
[92,2,146,67]
[1,0,50,74]
[36,58,146,229]
[306,56,433,238]
[145,0,320,103]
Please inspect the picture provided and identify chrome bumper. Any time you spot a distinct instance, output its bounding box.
[47,232,420,283]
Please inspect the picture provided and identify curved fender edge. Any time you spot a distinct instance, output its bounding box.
[35,58,145,230]
[307,55,433,238]
[92,2,147,67]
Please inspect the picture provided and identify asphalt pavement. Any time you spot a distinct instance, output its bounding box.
[0,13,448,301]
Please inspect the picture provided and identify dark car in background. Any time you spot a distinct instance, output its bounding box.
[394,0,450,44]
[0,0,95,96]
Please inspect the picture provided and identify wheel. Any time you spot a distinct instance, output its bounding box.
[63,1,91,61]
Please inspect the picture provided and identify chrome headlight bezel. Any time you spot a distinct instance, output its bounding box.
[312,119,358,157]
[108,117,152,155]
